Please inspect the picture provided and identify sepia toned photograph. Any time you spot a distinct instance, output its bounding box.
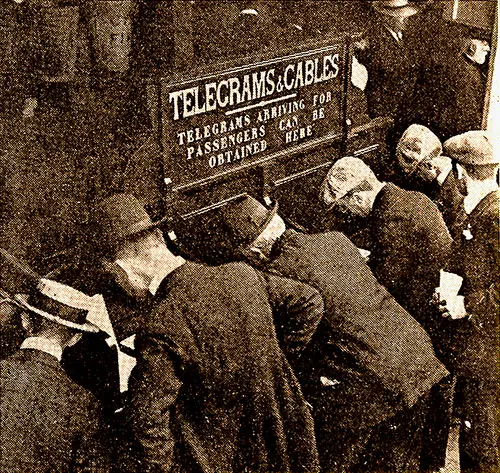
[0,1,498,472]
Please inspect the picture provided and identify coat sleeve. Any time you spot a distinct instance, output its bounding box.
[73,398,112,473]
[0,383,34,472]
[128,335,183,473]
[263,272,324,361]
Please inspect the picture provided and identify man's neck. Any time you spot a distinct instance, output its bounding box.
[149,256,186,295]
[436,162,453,186]
[115,255,186,297]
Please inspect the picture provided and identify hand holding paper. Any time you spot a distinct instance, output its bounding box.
[436,270,467,319]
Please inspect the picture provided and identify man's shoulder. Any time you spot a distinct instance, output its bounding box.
[1,350,95,411]
[469,190,500,228]
[0,353,25,387]
[1,350,60,383]
[154,261,263,310]
[277,230,362,266]
[379,183,442,219]
[285,228,352,246]
[475,189,499,213]
[170,260,258,283]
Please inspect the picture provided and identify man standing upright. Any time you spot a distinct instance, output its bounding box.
[321,157,452,338]
[357,0,425,135]
[90,193,323,473]
[442,131,499,473]
[215,194,449,473]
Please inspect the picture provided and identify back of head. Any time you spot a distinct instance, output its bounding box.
[90,193,166,259]
[397,124,443,175]
[444,130,498,180]
[320,157,378,207]
[215,195,280,259]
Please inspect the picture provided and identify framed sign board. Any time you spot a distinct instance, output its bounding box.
[160,41,348,192]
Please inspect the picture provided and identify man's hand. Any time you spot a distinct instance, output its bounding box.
[431,291,453,321]
[432,290,467,320]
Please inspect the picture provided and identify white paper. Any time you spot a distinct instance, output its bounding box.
[358,248,371,260]
[438,270,467,319]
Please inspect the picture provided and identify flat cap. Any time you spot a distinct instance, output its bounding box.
[443,131,497,166]
[320,157,375,206]
[397,124,443,175]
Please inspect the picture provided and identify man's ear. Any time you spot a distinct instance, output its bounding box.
[352,192,363,205]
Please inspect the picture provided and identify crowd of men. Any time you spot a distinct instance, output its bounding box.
[0,126,498,473]
[0,1,497,473]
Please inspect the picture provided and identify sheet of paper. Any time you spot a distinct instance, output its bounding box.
[439,270,463,301]
[358,248,371,259]
[438,270,467,319]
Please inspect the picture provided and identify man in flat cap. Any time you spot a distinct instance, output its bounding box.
[215,194,450,473]
[441,130,499,473]
[0,278,110,472]
[90,193,323,473]
[321,157,452,339]
[396,124,467,239]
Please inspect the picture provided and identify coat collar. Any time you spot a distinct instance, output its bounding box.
[269,229,298,261]
[372,182,395,212]
[13,345,65,370]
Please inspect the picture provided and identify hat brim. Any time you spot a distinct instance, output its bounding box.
[241,201,279,251]
[373,5,419,17]
[115,215,170,246]
[125,215,169,238]
[14,295,100,333]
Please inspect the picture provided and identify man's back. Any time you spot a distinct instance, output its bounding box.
[267,229,448,409]
[129,261,320,473]
[0,349,108,473]
[368,183,452,329]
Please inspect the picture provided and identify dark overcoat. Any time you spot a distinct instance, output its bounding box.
[419,53,486,141]
[128,261,323,473]
[368,183,453,334]
[448,190,499,380]
[446,190,499,471]
[265,229,449,471]
[357,19,422,134]
[267,229,449,411]
[394,171,467,241]
[0,349,109,473]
